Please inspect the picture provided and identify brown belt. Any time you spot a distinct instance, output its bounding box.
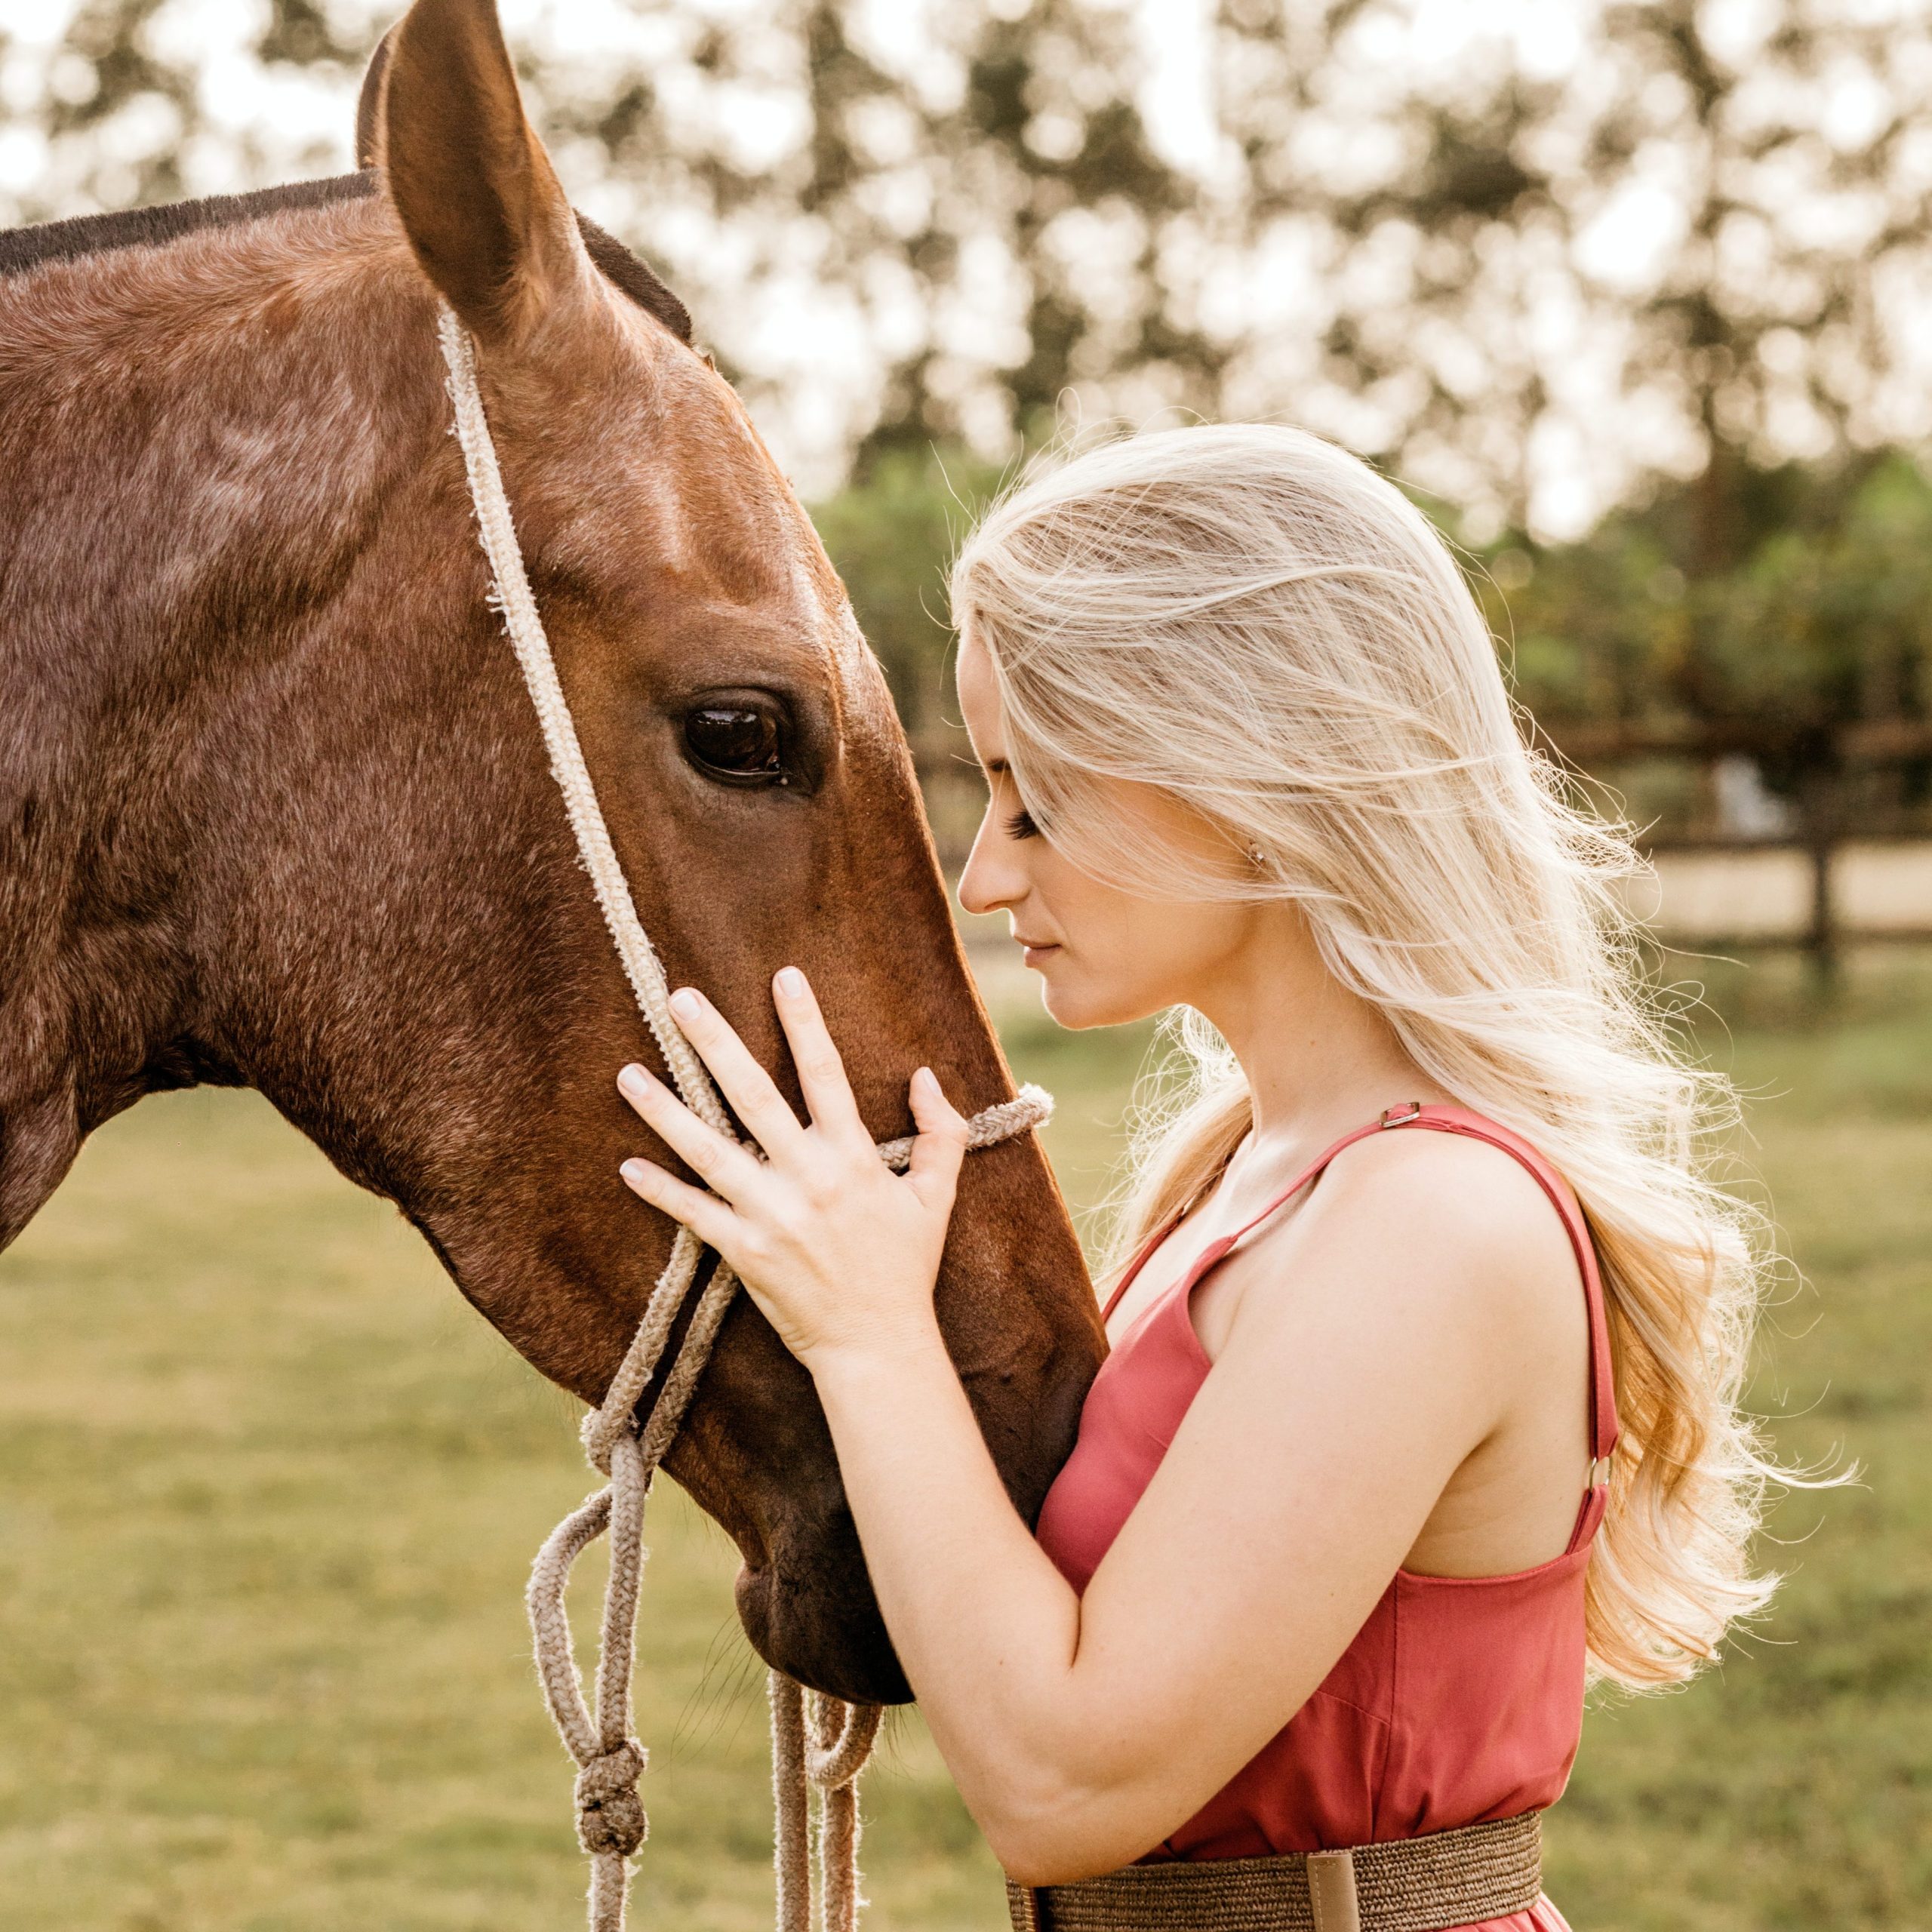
[1005,1812,1543,1932]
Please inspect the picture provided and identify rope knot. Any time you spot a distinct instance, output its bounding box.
[575,1740,648,1857]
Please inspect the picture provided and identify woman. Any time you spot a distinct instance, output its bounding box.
[612,425,1778,1931]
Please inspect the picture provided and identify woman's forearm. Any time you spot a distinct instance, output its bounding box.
[811,1333,1139,1870]
[603,983,1161,1869]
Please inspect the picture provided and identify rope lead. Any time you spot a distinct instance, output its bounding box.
[437,303,1051,1932]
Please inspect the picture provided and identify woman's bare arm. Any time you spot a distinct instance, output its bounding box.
[808,1137,1561,1880]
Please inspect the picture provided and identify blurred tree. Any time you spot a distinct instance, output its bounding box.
[853,2,1227,472]
[1213,0,1932,540]
[1494,454,1932,774]
[811,443,1041,862]
[810,442,1003,750]
[0,0,371,213]
[529,0,1223,483]
[1481,452,1932,972]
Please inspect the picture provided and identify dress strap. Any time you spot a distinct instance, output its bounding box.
[1218,1103,1423,1251]
[1100,1219,1183,1322]
[1098,1106,1421,1323]
[1100,1103,1621,1488]
[1388,1109,1621,1556]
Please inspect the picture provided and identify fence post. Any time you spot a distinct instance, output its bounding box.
[1797,769,1841,992]
[1805,835,1838,986]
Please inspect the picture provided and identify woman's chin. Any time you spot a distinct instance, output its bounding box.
[1034,971,1078,1026]
[1035,971,1121,1032]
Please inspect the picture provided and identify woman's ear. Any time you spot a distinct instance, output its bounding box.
[377,0,592,349]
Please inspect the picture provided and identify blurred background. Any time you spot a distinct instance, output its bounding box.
[0,2,1927,1927]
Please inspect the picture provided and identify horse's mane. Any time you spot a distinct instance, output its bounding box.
[0,168,694,342]
[0,171,378,276]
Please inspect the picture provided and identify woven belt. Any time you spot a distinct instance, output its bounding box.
[1005,1813,1543,1932]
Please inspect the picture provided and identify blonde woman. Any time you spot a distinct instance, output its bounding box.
[611,425,1777,1931]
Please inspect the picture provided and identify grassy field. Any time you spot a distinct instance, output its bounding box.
[0,952,1926,1930]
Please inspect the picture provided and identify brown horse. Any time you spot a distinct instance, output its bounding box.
[0,0,1102,1707]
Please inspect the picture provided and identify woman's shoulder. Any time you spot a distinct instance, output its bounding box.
[1224,1112,1587,1346]
[1336,1115,1577,1272]
[1188,1111,1594,1469]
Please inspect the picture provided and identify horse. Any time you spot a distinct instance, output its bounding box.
[0,0,1103,1710]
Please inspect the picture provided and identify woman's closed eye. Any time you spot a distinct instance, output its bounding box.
[1004,806,1042,841]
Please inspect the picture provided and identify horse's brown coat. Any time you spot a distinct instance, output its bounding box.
[0,0,1102,1703]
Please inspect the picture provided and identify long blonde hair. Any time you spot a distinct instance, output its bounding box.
[951,422,1782,1690]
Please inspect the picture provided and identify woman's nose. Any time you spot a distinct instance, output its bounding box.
[958,808,1020,917]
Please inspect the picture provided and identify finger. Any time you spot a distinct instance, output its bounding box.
[617,1062,767,1201]
[618,1155,743,1254]
[666,988,806,1154]
[771,968,866,1137]
[903,1066,969,1212]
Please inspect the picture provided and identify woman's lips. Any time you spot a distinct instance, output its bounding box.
[1016,937,1060,967]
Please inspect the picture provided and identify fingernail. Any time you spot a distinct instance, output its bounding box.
[912,1066,937,1096]
[776,966,806,996]
[620,1158,651,1186]
[617,1063,650,1099]
[669,988,702,1020]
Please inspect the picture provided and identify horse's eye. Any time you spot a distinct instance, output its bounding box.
[683,703,786,782]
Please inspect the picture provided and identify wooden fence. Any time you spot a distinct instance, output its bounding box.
[1638,834,1932,969]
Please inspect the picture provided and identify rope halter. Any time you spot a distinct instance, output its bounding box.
[435,305,1051,1932]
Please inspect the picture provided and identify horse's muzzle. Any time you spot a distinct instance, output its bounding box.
[734,1554,913,1707]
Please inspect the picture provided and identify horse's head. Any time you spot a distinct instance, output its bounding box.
[0,0,1101,1703]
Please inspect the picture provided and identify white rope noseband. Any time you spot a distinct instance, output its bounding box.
[435,306,1050,1932]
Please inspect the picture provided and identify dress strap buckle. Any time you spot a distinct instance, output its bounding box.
[1379,1102,1423,1128]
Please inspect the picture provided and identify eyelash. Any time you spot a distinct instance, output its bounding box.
[1004,807,1041,841]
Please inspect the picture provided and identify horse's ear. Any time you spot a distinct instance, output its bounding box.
[355,24,397,169]
[378,0,589,346]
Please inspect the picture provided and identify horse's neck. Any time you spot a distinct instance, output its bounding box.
[0,207,439,1247]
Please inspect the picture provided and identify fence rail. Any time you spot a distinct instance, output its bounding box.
[1635,836,1932,967]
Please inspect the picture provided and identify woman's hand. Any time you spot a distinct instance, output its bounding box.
[615,967,971,1375]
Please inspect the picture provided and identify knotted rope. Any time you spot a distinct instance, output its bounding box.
[436,306,1051,1932]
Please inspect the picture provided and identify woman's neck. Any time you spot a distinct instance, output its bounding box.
[1191,902,1445,1158]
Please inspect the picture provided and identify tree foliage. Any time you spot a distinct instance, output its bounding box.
[1484,452,1932,829]
[1212,0,1932,538]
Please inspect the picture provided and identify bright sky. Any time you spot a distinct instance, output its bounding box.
[0,0,1233,193]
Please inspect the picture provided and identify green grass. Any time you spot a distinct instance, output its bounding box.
[1,958,1926,1930]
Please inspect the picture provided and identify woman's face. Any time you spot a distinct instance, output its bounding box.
[955,633,1263,1031]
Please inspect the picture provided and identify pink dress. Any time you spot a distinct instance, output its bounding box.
[1035,1106,1620,1931]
